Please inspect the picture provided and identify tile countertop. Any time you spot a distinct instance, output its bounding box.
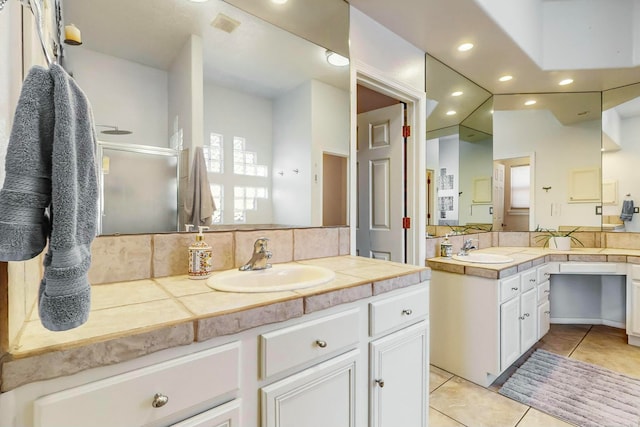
[1,256,429,392]
[427,247,640,280]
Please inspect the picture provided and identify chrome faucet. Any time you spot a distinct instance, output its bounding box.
[239,238,272,271]
[457,238,477,256]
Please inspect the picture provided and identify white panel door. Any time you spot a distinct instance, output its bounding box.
[520,288,538,351]
[500,297,520,371]
[370,321,428,427]
[357,104,404,262]
[537,300,551,339]
[492,162,505,231]
[261,350,358,427]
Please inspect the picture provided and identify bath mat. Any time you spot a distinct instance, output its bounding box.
[499,349,640,427]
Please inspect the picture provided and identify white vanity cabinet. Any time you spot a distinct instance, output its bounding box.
[499,273,537,371]
[628,265,640,343]
[536,263,555,339]
[170,400,241,427]
[369,287,429,427]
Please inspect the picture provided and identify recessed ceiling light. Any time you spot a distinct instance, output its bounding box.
[524,100,536,106]
[457,43,474,52]
[499,75,513,82]
[451,91,463,97]
[271,0,288,3]
[446,110,457,116]
[189,0,208,2]
[601,147,606,152]
[326,50,349,67]
[559,78,574,86]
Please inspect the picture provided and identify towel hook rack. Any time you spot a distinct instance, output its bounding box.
[1,0,64,67]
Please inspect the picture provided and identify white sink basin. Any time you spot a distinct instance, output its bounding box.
[207,263,336,293]
[451,253,514,264]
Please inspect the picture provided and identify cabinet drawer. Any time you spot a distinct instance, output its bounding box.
[537,263,556,283]
[500,275,521,303]
[369,286,429,336]
[559,263,618,274]
[33,342,240,427]
[521,269,537,292]
[537,281,550,304]
[260,309,360,379]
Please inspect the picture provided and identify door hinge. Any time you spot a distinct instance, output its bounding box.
[402,217,411,229]
[402,125,411,138]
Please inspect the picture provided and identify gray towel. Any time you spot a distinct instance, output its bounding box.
[0,64,98,331]
[184,146,216,226]
[621,199,634,221]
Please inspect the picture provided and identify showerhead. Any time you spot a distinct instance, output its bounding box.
[97,125,132,135]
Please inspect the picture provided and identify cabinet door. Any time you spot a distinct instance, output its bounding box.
[520,288,538,351]
[370,321,428,427]
[500,297,520,371]
[537,300,551,339]
[631,281,640,335]
[170,400,240,427]
[261,350,358,427]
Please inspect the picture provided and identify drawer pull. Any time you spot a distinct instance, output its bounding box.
[544,272,551,276]
[545,311,551,315]
[375,379,385,388]
[544,290,550,294]
[315,340,327,348]
[511,287,519,291]
[402,309,413,316]
[152,393,169,408]
[529,278,536,282]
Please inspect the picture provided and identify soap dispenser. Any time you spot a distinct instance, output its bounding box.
[440,234,453,258]
[188,226,212,280]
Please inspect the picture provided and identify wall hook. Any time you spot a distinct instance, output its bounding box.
[543,186,551,192]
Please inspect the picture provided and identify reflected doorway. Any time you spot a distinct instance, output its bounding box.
[322,153,348,226]
[493,156,532,231]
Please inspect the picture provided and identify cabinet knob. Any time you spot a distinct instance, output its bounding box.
[545,310,551,315]
[315,340,327,348]
[524,312,530,317]
[519,316,526,320]
[402,309,413,315]
[544,272,551,277]
[544,289,550,294]
[511,287,519,291]
[529,278,536,282]
[152,393,169,408]
[375,379,385,388]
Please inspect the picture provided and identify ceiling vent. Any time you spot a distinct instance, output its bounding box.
[211,13,240,33]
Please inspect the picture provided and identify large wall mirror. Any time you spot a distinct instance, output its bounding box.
[425,55,493,236]
[602,82,640,232]
[63,0,350,235]
[493,92,602,232]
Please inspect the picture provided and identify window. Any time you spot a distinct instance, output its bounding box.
[233,137,268,177]
[203,133,223,173]
[234,186,268,223]
[210,184,223,224]
[510,165,530,209]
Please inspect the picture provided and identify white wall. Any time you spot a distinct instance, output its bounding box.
[66,48,169,147]
[273,82,312,226]
[203,81,273,225]
[603,115,640,231]
[349,7,425,93]
[311,80,350,225]
[494,109,602,230]
[459,138,493,225]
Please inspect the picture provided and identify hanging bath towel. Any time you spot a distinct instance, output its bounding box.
[0,63,98,331]
[184,146,216,227]
[620,199,634,222]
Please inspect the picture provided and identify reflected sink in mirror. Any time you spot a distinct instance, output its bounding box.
[207,263,336,293]
[451,253,514,264]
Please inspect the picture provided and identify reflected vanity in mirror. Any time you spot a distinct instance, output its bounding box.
[493,92,602,232]
[425,54,493,237]
[602,82,640,233]
[63,0,350,235]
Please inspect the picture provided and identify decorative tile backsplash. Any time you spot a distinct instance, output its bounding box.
[89,226,350,285]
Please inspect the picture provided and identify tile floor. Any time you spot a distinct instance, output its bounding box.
[429,324,640,427]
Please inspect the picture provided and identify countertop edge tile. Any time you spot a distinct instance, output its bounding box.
[303,283,373,314]
[1,323,194,392]
[372,272,422,296]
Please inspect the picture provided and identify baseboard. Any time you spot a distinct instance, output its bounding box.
[550,318,625,329]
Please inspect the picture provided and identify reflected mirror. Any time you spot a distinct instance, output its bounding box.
[493,92,602,232]
[602,83,640,232]
[425,55,493,236]
[63,0,350,235]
